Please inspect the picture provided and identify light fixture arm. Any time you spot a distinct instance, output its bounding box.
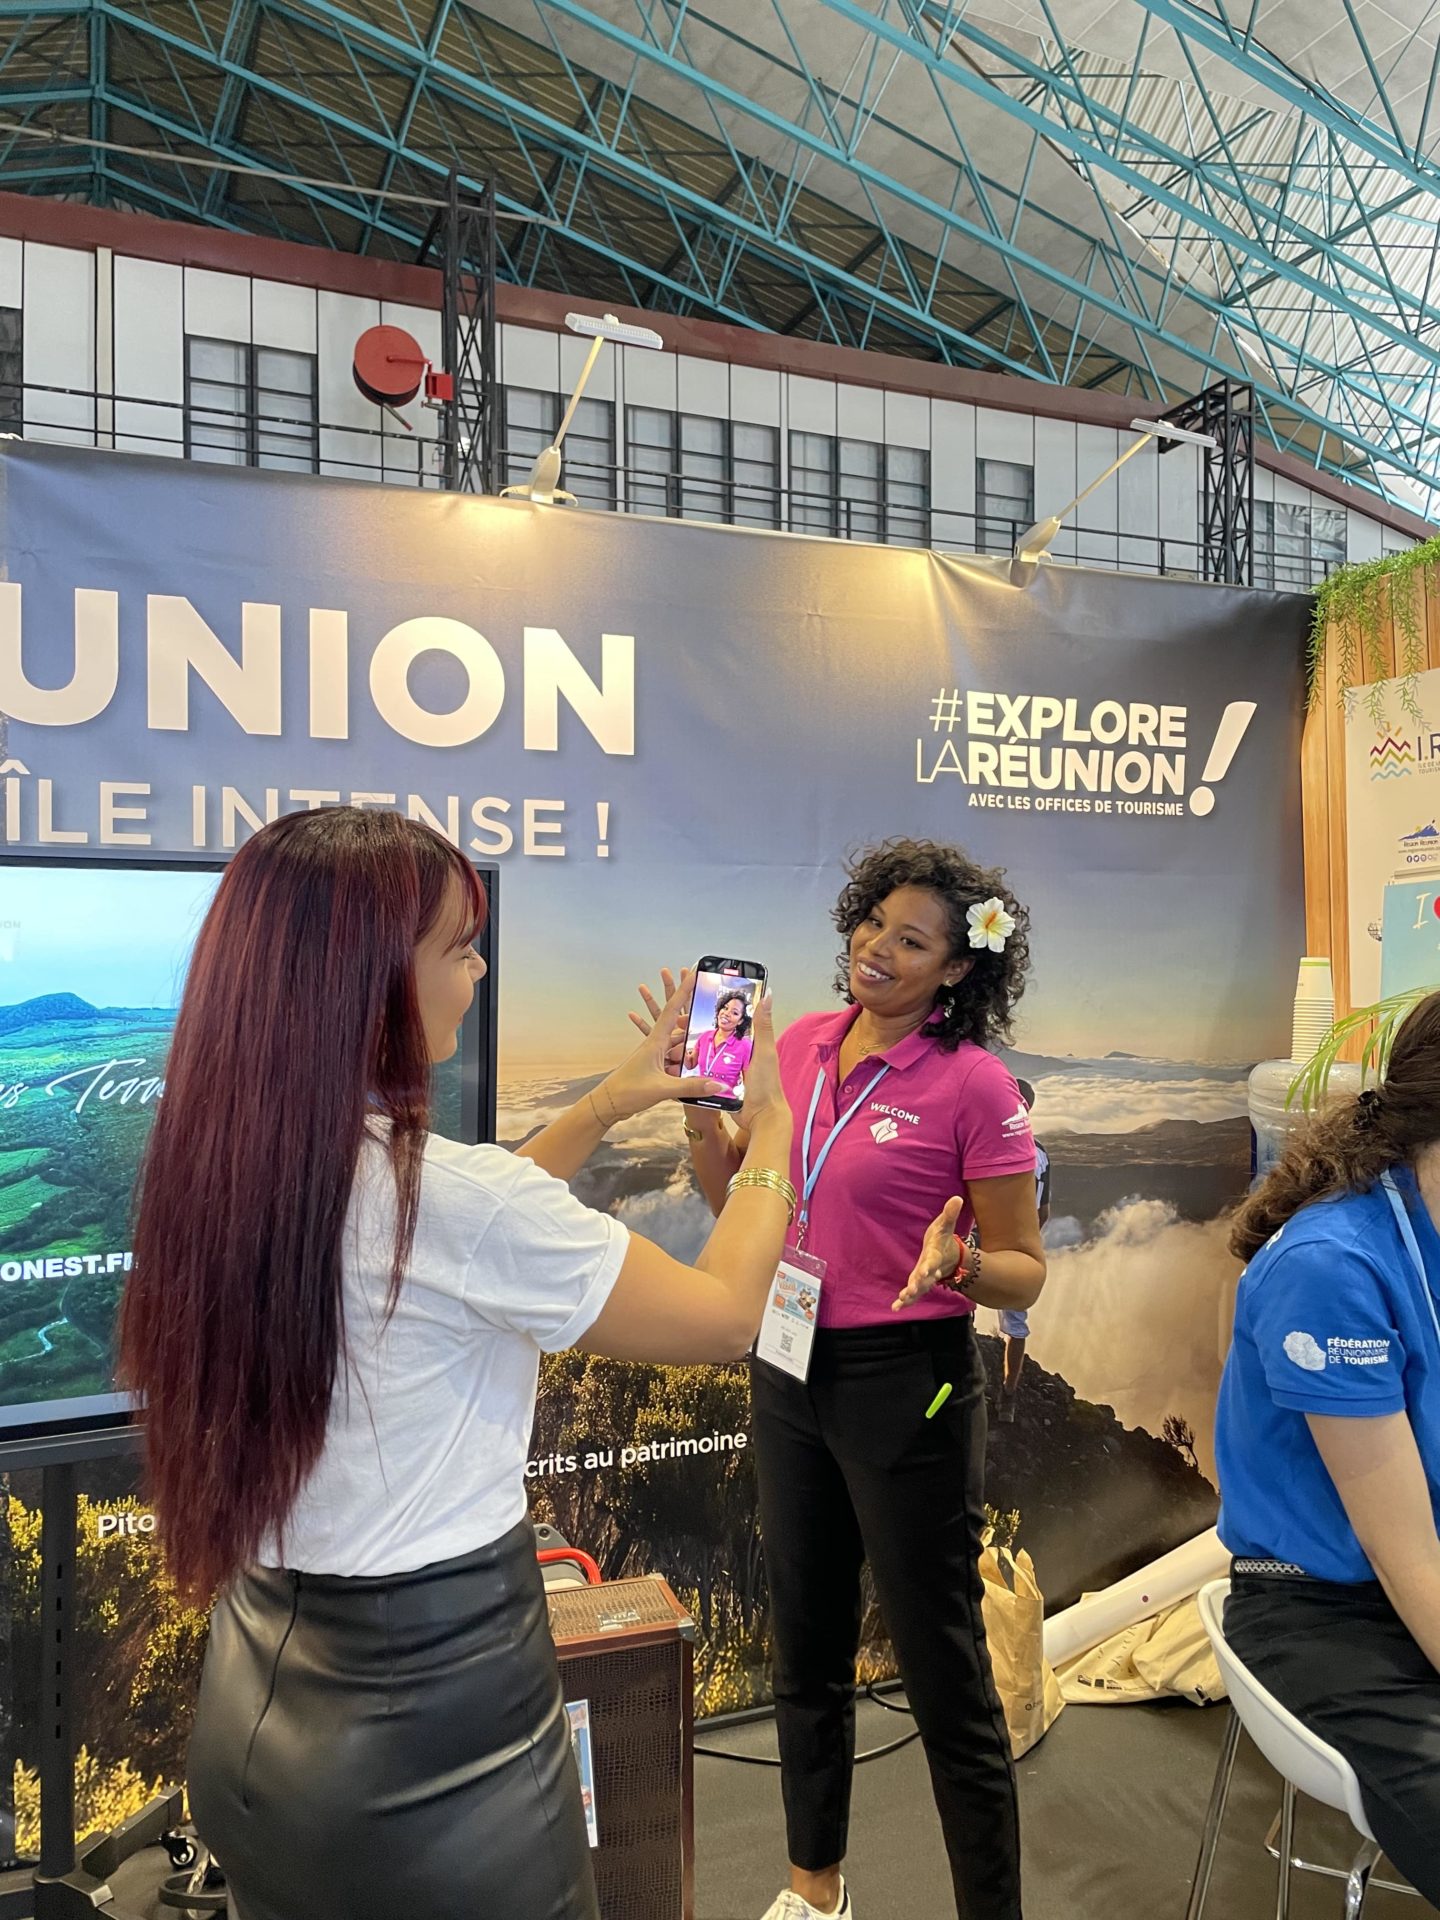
[500,308,661,504]
[1013,416,1216,562]
[552,333,606,452]
[1065,433,1153,517]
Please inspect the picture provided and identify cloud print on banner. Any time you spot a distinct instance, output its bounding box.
[1032,1073,1249,1134]
[1020,1201,1241,1483]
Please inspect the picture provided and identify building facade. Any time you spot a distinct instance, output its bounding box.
[1,193,1430,590]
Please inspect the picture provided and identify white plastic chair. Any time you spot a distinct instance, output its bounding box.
[1184,1579,1418,1919]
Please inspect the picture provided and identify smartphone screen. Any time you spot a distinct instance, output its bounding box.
[681,958,767,1111]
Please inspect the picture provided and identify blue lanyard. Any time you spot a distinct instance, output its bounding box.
[1380,1170,1440,1350]
[798,1061,890,1243]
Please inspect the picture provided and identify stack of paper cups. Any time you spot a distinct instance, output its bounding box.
[1291,956,1336,1063]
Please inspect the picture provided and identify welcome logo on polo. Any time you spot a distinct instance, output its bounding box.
[870,1117,900,1144]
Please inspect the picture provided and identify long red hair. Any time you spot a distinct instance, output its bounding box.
[118,808,485,1602]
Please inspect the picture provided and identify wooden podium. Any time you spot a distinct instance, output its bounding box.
[547,1576,696,1920]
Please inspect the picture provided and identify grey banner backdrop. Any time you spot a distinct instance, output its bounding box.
[0,443,1307,1813]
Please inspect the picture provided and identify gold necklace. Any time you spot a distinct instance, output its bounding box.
[854,1013,928,1059]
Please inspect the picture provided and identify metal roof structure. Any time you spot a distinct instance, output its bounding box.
[4,0,1440,514]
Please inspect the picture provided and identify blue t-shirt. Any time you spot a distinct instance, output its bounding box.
[1216,1166,1440,1583]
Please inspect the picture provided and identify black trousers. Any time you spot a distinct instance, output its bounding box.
[1227,1575,1440,1906]
[751,1315,1021,1920]
[188,1520,598,1920]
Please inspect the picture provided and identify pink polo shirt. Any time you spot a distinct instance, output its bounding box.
[696,1029,754,1095]
[777,1005,1036,1329]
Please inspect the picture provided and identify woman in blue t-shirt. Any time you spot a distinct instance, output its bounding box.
[1216,991,1440,1903]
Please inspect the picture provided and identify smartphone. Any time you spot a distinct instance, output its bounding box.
[680,958,768,1112]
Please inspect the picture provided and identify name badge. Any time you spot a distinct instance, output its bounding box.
[755,1249,826,1382]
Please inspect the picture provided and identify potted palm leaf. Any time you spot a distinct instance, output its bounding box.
[1289,991,1419,1110]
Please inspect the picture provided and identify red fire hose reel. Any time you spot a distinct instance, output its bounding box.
[351,324,453,423]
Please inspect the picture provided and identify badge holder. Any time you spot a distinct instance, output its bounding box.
[754,1060,891,1382]
[755,1245,825,1382]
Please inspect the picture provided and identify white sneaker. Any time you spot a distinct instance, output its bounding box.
[759,1882,852,1920]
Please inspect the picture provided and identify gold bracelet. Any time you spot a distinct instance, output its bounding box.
[683,1122,705,1143]
[588,1084,622,1132]
[726,1167,799,1221]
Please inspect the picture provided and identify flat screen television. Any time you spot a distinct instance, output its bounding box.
[0,849,497,1444]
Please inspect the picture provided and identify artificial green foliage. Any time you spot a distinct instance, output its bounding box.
[1310,536,1440,726]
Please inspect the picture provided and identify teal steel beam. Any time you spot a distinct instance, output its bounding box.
[361,0,453,252]
[201,0,265,219]
[91,0,1440,490]
[97,4,1068,384]
[850,0,1440,351]
[3,0,1435,510]
[518,0,1440,460]
[87,1,103,198]
[1133,0,1440,196]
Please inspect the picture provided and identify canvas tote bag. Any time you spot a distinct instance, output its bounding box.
[978,1541,1065,1757]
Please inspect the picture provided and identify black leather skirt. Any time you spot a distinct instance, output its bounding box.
[188,1518,599,1920]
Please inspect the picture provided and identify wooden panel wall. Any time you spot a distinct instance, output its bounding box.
[1303,566,1440,1047]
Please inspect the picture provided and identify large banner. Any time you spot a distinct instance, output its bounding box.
[0,443,1307,1826]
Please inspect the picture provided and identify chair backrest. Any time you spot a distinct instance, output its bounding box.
[1197,1580,1373,1838]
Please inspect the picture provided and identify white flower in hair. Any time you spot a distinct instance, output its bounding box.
[967,898,1015,953]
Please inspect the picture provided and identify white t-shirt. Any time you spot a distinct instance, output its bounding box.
[262,1128,629,1577]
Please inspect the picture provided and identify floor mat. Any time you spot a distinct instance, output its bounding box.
[42,1695,1433,1918]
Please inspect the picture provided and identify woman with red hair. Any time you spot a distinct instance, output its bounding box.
[119,806,793,1920]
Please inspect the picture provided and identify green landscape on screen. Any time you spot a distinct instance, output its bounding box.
[0,862,467,1428]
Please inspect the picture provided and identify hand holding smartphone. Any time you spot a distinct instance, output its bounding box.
[680,958,768,1112]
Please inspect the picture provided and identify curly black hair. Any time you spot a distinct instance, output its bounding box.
[831,838,1031,1053]
[713,988,754,1040]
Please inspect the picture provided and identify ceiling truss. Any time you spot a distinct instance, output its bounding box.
[0,0,1438,512]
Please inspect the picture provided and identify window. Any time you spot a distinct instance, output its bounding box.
[503,387,615,509]
[884,444,930,548]
[1312,507,1347,578]
[624,408,781,527]
[1255,501,1310,591]
[625,405,674,519]
[0,307,20,438]
[1253,501,1346,590]
[787,433,931,545]
[976,459,1034,555]
[185,338,318,472]
[789,431,839,537]
[731,422,783,529]
[677,411,729,523]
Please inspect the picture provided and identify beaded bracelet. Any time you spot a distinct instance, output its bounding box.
[937,1237,981,1294]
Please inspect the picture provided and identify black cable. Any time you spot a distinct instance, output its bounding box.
[695,1682,920,1767]
[692,1745,783,1768]
[866,1685,914,1716]
[695,1727,921,1767]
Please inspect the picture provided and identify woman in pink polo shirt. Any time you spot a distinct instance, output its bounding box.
[639,839,1045,1920]
[686,986,756,1101]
